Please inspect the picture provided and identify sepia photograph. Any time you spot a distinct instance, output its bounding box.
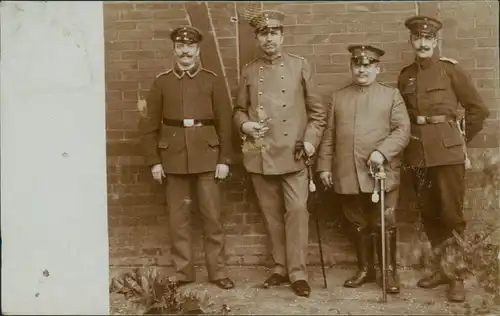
[1,0,500,315]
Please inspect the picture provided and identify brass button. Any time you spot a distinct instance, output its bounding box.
[284,133,288,136]
[259,92,263,95]
[280,63,284,67]
[281,76,284,79]
[259,66,264,70]
[281,89,286,93]
[282,119,286,122]
[260,78,264,82]
[258,106,263,109]
[282,104,286,107]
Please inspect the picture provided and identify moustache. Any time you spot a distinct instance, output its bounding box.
[179,53,193,58]
[417,46,431,52]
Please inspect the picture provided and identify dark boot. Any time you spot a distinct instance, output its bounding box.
[344,228,376,288]
[417,271,448,289]
[447,278,466,302]
[376,228,400,294]
[417,240,450,289]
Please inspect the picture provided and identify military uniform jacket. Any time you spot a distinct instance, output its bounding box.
[317,81,411,194]
[139,63,233,174]
[398,55,490,167]
[233,53,326,175]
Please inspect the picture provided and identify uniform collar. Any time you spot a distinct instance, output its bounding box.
[415,54,439,70]
[353,80,379,93]
[259,52,283,65]
[173,62,201,79]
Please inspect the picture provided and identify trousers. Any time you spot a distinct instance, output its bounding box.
[250,168,310,283]
[410,164,466,247]
[166,172,227,282]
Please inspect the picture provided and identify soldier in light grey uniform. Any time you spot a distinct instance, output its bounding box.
[233,10,326,297]
[317,45,410,294]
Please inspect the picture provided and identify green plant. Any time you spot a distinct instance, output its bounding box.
[109,267,230,315]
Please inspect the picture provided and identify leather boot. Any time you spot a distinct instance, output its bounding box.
[344,228,376,288]
[417,241,450,289]
[417,270,448,289]
[447,278,466,302]
[375,228,400,294]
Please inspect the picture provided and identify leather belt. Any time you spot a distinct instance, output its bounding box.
[162,118,215,128]
[412,115,448,125]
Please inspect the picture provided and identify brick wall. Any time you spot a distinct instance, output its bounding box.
[104,1,500,267]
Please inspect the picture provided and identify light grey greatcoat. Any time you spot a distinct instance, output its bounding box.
[317,81,411,194]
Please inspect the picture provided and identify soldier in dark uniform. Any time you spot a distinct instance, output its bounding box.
[317,45,410,294]
[233,10,326,297]
[140,26,235,290]
[398,16,490,302]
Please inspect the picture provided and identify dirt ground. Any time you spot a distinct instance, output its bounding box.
[110,265,500,315]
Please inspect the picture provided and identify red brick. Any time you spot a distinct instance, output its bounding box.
[122,50,156,60]
[137,59,168,70]
[153,9,187,20]
[313,24,347,34]
[283,45,314,56]
[476,38,498,48]
[134,3,170,10]
[120,10,154,21]
[104,9,119,22]
[377,2,416,12]
[346,2,379,13]
[285,25,314,35]
[287,34,330,45]
[477,79,498,89]
[313,44,346,55]
[139,39,171,50]
[476,58,498,69]
[106,50,121,62]
[121,70,157,81]
[316,64,349,74]
[459,48,497,59]
[443,39,476,50]
[104,3,134,11]
[468,69,497,79]
[105,30,119,41]
[457,27,493,39]
[311,3,346,14]
[118,30,153,40]
[107,21,137,31]
[107,79,138,91]
[106,91,121,102]
[107,60,138,71]
[121,91,138,102]
[107,131,124,141]
[107,101,138,111]
[107,40,138,51]
[297,14,330,25]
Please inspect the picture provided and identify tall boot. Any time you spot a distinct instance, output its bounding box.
[344,228,376,288]
[375,228,400,294]
[417,239,449,289]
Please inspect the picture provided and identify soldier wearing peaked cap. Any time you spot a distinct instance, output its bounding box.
[139,25,235,290]
[398,16,490,302]
[317,44,410,295]
[233,9,326,297]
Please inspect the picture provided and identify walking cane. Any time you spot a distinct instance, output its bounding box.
[296,139,328,289]
[371,165,387,303]
[306,159,328,289]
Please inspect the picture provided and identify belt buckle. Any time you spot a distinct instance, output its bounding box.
[416,116,427,125]
[183,119,194,127]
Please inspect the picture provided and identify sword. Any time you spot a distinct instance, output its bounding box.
[371,164,387,303]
